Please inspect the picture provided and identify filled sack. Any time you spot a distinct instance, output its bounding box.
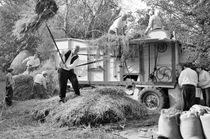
[180,111,204,139]
[158,108,182,139]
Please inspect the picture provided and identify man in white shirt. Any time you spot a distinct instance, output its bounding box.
[33,71,48,99]
[22,53,40,74]
[58,46,80,103]
[178,62,198,110]
[196,65,210,106]
[108,14,128,35]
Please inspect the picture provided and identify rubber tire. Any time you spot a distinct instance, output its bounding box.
[139,87,166,113]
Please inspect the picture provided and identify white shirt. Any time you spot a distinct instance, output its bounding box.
[23,56,40,67]
[148,15,162,30]
[34,74,47,89]
[198,70,210,89]
[60,54,79,71]
[178,68,198,87]
[109,16,127,33]
[145,14,163,34]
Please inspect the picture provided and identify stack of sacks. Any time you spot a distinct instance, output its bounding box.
[180,111,204,139]
[158,105,210,139]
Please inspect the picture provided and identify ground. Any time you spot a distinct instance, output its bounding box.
[0,81,158,139]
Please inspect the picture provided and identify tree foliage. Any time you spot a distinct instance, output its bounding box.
[59,0,120,39]
[2,0,210,69]
[143,0,210,65]
[0,0,35,67]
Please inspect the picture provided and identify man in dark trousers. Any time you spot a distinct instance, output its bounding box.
[196,65,210,106]
[58,46,80,103]
[178,62,198,111]
[5,68,14,106]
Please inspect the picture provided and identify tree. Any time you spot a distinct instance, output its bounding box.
[142,0,210,66]
[0,0,36,67]
[55,0,120,39]
[2,0,122,66]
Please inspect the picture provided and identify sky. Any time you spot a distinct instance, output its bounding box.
[120,0,148,12]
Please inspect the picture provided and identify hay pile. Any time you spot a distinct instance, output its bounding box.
[13,74,34,101]
[21,0,58,34]
[32,87,148,127]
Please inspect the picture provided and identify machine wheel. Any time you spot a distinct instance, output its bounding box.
[139,87,166,113]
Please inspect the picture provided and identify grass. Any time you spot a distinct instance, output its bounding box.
[0,125,126,139]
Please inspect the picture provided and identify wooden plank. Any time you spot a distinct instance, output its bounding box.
[139,44,144,82]
[78,81,175,88]
[171,42,176,84]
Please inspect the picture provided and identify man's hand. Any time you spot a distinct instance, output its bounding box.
[144,30,149,35]
[59,63,67,69]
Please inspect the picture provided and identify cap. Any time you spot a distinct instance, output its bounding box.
[7,68,13,72]
[42,71,48,75]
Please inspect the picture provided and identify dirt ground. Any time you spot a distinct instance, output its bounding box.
[0,81,159,139]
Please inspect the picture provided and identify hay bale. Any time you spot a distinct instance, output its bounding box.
[10,50,32,75]
[32,87,148,127]
[13,74,34,100]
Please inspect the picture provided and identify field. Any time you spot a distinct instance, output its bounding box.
[0,81,158,139]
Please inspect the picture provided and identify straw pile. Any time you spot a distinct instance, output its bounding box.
[0,99,125,139]
[23,0,58,33]
[13,74,34,101]
[13,0,58,39]
[32,87,148,127]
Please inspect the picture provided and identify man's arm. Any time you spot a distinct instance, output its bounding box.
[32,58,40,68]
[22,57,29,64]
[145,16,154,34]
[178,71,184,87]
[42,78,47,89]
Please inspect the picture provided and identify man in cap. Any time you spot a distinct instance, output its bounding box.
[22,52,40,74]
[5,68,14,106]
[32,71,48,99]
